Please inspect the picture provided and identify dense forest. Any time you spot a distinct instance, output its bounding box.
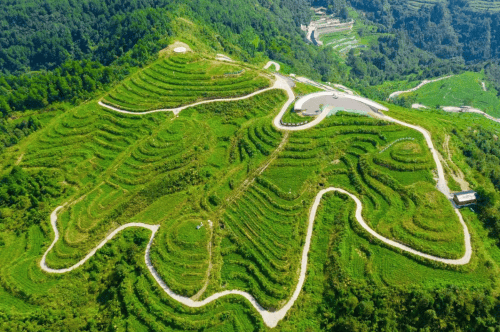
[337,0,500,63]
[0,117,41,152]
[310,0,500,91]
[346,32,464,85]
[0,166,62,231]
[0,0,317,76]
[0,3,172,74]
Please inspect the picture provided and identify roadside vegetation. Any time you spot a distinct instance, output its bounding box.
[281,103,312,125]
[292,82,323,96]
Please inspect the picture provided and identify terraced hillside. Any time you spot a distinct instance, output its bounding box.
[204,110,467,311]
[314,17,361,56]
[0,49,492,330]
[29,87,286,269]
[0,80,291,329]
[101,53,270,112]
[4,89,472,324]
[288,113,463,257]
[312,9,385,57]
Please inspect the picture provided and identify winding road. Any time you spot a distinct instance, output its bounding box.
[40,61,472,328]
[388,75,454,100]
[441,106,500,125]
[98,85,279,116]
[264,61,280,72]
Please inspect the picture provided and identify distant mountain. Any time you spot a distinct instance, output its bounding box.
[361,0,499,62]
[313,0,500,63]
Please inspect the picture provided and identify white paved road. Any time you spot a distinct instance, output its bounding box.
[388,75,454,100]
[264,61,280,71]
[98,85,278,116]
[40,206,159,274]
[442,106,500,124]
[376,113,451,198]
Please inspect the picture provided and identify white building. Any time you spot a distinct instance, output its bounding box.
[453,191,477,207]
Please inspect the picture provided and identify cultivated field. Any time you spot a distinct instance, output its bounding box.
[102,53,270,112]
[402,0,500,12]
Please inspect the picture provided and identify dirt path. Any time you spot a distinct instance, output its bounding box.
[15,153,24,165]
[216,54,233,62]
[442,106,500,124]
[226,132,289,207]
[443,135,469,191]
[191,219,214,301]
[264,61,280,71]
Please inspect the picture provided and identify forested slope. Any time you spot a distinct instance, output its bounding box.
[345,0,500,63]
[0,0,311,75]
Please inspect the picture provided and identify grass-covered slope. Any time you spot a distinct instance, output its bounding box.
[102,53,270,112]
[404,72,500,117]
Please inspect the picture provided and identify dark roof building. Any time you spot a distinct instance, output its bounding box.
[453,191,477,207]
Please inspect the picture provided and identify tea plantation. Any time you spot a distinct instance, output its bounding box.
[1,48,500,331]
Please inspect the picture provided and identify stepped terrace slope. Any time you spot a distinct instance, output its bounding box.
[101,53,270,112]
[0,57,481,331]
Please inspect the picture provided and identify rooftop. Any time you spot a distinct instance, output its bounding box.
[454,191,477,202]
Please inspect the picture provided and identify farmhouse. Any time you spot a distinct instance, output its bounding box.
[453,191,477,207]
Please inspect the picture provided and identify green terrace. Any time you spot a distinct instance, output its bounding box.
[102,53,271,112]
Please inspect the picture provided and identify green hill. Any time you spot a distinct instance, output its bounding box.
[102,53,270,112]
[4,3,500,331]
[403,72,500,117]
[3,39,500,330]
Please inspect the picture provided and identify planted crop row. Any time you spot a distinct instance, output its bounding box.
[220,177,306,309]
[149,216,210,297]
[102,54,270,112]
